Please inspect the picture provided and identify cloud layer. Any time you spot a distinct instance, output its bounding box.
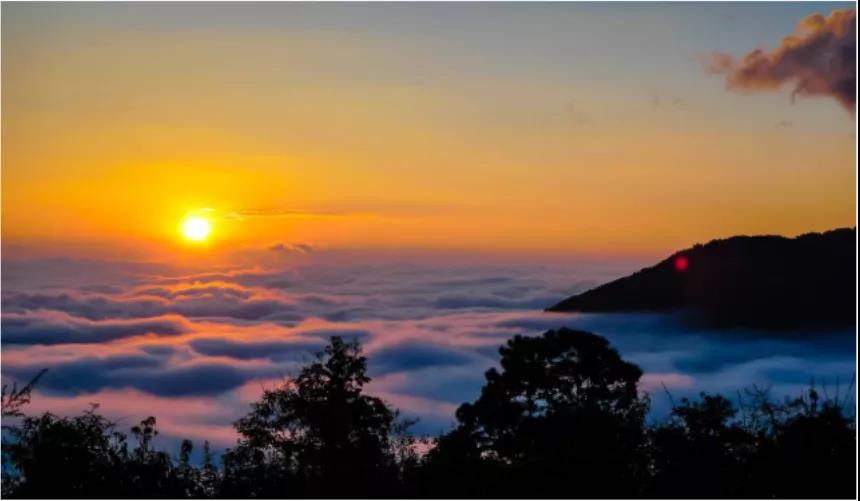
[2,255,854,453]
[709,9,856,112]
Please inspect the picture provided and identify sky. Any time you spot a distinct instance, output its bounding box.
[1,2,857,458]
[2,2,856,261]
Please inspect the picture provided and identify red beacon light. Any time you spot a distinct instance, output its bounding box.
[674,255,689,272]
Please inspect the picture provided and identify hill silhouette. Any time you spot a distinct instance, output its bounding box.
[547,228,856,329]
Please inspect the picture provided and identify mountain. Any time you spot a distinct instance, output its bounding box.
[547,228,856,329]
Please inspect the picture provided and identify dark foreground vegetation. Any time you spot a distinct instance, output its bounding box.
[2,329,856,498]
[548,228,856,329]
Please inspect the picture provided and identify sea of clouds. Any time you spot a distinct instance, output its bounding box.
[1,251,854,456]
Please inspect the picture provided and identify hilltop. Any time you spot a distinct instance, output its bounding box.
[547,228,856,329]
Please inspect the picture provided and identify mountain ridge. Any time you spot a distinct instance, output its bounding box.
[546,228,856,329]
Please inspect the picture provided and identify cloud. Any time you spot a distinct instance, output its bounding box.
[1,312,191,345]
[2,287,319,323]
[3,354,280,397]
[268,242,315,255]
[639,372,695,392]
[707,8,856,112]
[226,208,344,220]
[2,256,855,442]
[650,94,685,110]
[432,294,563,310]
[133,363,271,397]
[189,337,322,361]
[369,341,484,375]
[297,328,371,341]
[134,283,254,300]
[368,365,489,406]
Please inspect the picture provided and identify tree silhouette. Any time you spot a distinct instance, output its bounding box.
[1,370,47,421]
[123,416,194,497]
[649,393,755,497]
[3,404,209,498]
[3,406,130,497]
[1,333,854,498]
[198,441,221,497]
[221,336,415,497]
[422,328,650,498]
[647,385,858,499]
[745,387,856,499]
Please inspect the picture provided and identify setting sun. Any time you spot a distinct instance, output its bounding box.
[181,216,212,242]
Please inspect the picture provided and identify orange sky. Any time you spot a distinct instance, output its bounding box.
[2,3,855,261]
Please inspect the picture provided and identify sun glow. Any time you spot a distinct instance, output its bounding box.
[181,216,213,242]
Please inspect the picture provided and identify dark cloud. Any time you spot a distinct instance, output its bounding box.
[672,334,853,374]
[1,313,190,345]
[186,330,371,363]
[133,364,265,397]
[432,294,561,310]
[673,340,805,373]
[708,9,856,112]
[298,329,371,341]
[370,365,489,405]
[3,355,161,394]
[138,344,180,357]
[190,337,322,361]
[3,355,277,397]
[370,341,483,375]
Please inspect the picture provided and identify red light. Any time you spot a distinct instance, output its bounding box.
[674,255,689,271]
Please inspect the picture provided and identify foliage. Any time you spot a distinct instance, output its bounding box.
[649,393,755,497]
[221,336,416,497]
[421,328,651,497]
[743,385,856,499]
[1,332,855,499]
[1,369,47,421]
[1,407,218,498]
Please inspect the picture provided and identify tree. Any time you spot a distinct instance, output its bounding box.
[648,384,856,498]
[2,369,48,496]
[648,393,754,497]
[2,370,47,421]
[423,328,650,498]
[3,402,203,498]
[745,386,856,499]
[2,334,854,498]
[3,406,131,498]
[222,336,414,497]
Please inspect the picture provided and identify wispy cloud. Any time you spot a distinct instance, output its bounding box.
[268,242,315,255]
[224,208,346,220]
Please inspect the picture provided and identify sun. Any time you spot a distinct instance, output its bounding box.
[180,216,213,242]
